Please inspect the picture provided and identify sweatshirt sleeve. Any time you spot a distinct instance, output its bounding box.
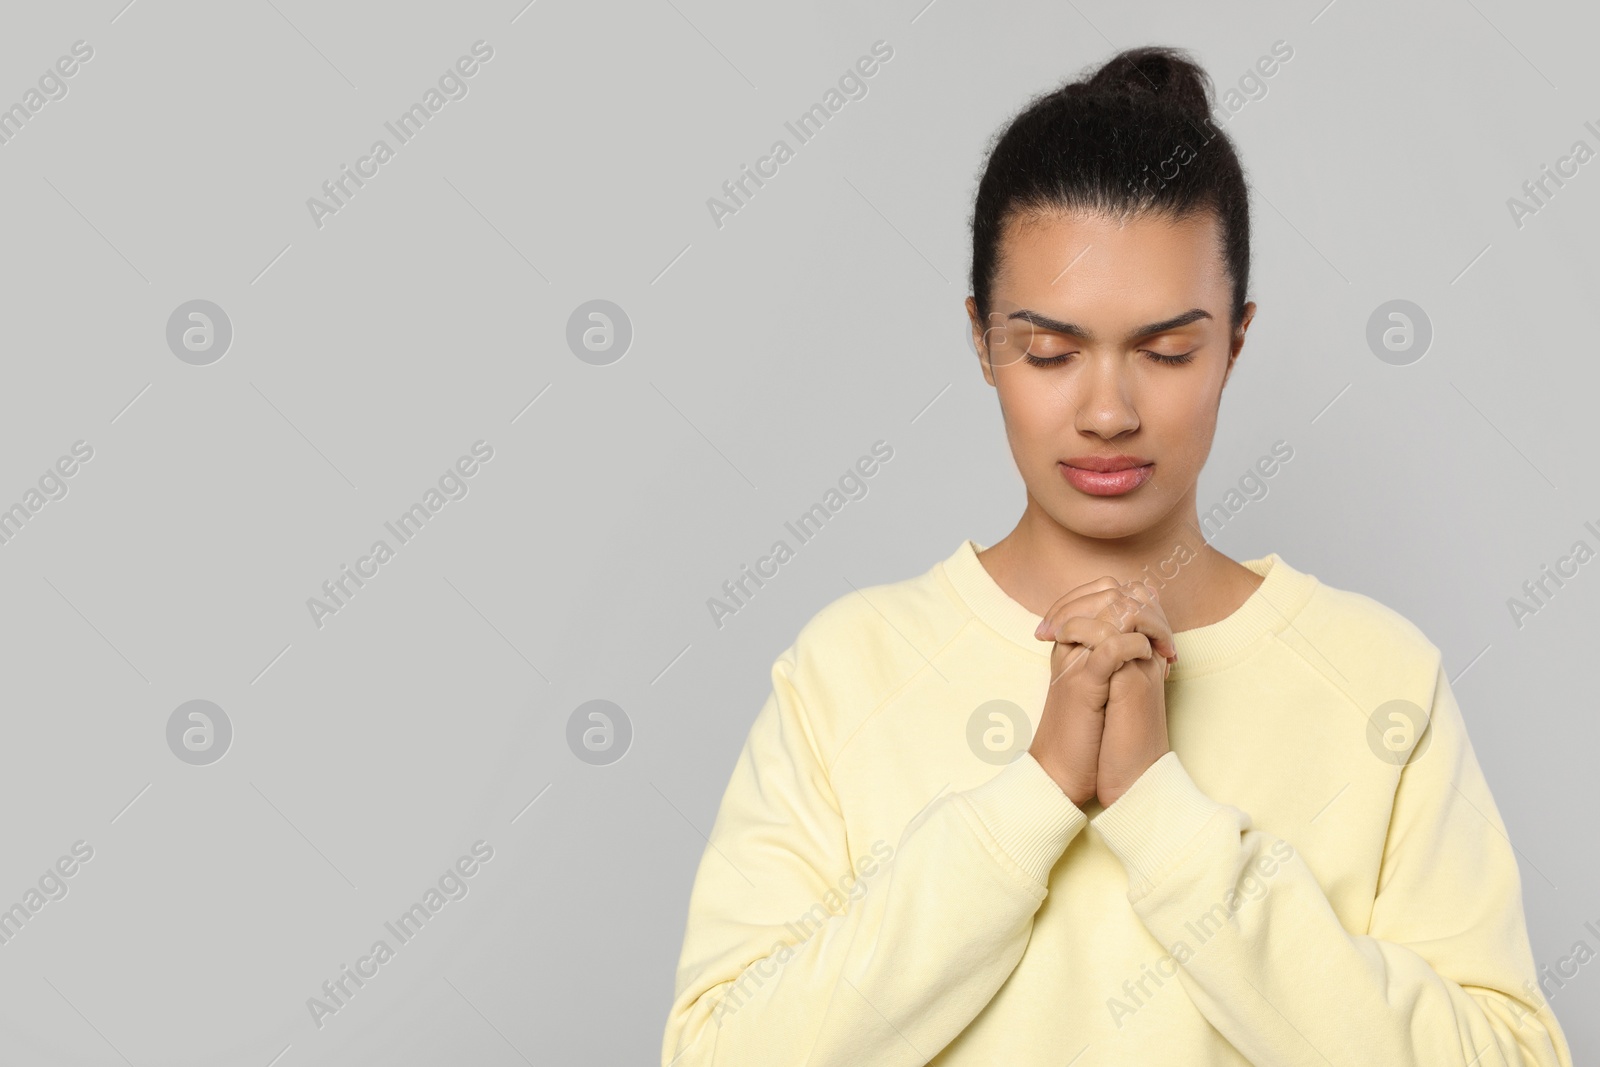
[1089,662,1572,1066]
[661,649,1089,1067]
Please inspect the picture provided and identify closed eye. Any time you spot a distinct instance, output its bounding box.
[1023,350,1197,368]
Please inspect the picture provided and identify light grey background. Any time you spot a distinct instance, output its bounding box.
[0,0,1595,1063]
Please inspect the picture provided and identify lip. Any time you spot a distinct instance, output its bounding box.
[1059,457,1153,496]
[1062,454,1151,472]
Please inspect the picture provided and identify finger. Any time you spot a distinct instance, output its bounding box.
[1033,581,1132,642]
[1047,644,1092,689]
[1052,631,1161,694]
[1033,579,1177,664]
[1084,631,1155,681]
[1033,578,1121,640]
[1039,582,1157,640]
[1104,582,1178,663]
[1096,589,1169,655]
[1043,617,1124,685]
[1106,646,1166,692]
[1041,615,1123,650]
[1136,580,1179,662]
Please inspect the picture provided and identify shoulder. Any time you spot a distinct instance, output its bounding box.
[769,551,971,757]
[1277,556,1446,703]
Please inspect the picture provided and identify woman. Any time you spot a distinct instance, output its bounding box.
[661,46,1573,1065]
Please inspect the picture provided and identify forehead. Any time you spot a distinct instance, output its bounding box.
[993,208,1226,312]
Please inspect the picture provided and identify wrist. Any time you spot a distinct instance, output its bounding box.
[1029,747,1093,807]
[1100,747,1171,808]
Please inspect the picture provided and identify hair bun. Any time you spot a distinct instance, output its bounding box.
[1077,45,1213,122]
[969,44,1252,341]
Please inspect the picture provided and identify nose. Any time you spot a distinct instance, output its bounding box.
[1073,355,1140,438]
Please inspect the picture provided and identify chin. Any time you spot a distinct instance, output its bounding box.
[1050,504,1154,539]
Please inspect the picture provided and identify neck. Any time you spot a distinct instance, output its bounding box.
[979,494,1244,634]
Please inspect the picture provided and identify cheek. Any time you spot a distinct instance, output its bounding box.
[999,379,1075,435]
[1149,384,1220,441]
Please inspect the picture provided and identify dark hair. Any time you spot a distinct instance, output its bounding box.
[969,46,1251,334]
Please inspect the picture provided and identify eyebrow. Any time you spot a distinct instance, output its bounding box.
[1006,307,1213,342]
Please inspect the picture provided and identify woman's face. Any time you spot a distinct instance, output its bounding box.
[966,208,1254,541]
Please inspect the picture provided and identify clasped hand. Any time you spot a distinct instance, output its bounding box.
[1027,576,1177,808]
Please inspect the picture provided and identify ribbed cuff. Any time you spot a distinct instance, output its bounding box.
[960,753,1089,885]
[1090,751,1230,895]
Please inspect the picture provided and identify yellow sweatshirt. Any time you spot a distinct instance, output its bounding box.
[662,539,1573,1066]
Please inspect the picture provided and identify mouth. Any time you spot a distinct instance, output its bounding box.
[1058,460,1154,497]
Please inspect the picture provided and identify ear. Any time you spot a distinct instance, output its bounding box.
[966,296,996,387]
[1223,301,1256,387]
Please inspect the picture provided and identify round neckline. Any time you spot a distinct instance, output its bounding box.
[938,538,1318,677]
